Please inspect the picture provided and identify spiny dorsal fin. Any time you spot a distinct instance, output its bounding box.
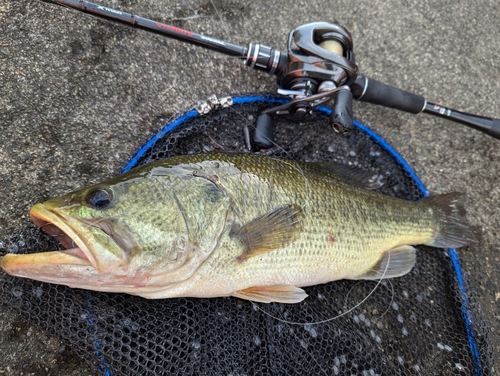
[355,245,416,280]
[312,161,385,190]
[232,285,308,304]
[230,204,303,261]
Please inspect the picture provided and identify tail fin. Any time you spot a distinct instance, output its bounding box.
[424,193,481,248]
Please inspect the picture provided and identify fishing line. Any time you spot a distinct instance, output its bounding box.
[252,251,391,326]
[226,105,288,154]
[209,0,228,41]
[225,105,314,208]
[225,104,308,163]
[342,278,395,321]
[207,0,247,76]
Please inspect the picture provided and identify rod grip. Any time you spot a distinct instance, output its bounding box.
[352,75,426,114]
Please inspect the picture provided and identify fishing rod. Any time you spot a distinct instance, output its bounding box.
[42,0,500,146]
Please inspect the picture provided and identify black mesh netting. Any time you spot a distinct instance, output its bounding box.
[0,95,493,375]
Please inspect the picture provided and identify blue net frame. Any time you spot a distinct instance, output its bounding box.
[120,94,484,375]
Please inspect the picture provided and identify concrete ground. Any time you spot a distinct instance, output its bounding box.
[0,0,498,374]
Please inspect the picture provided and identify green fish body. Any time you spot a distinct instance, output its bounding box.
[0,153,479,303]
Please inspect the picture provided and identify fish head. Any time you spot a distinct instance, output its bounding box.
[1,162,232,296]
[30,183,134,272]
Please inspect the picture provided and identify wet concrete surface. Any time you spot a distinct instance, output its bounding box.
[0,0,499,374]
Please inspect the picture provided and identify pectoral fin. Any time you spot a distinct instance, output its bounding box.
[355,245,416,280]
[232,285,308,304]
[231,204,303,261]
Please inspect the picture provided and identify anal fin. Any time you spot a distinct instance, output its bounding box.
[355,245,416,280]
[232,285,308,304]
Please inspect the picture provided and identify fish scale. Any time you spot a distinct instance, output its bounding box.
[1,153,479,303]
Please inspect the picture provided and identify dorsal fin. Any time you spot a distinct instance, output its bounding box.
[230,204,303,261]
[312,161,385,190]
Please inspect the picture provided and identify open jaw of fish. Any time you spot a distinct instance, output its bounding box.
[1,203,128,290]
[1,199,229,300]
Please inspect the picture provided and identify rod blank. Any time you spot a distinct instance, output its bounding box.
[424,103,500,140]
[44,0,248,57]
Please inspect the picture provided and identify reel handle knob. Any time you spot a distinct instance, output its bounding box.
[331,89,354,133]
[252,114,275,149]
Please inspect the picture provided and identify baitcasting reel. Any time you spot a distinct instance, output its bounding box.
[245,22,358,148]
[42,0,500,150]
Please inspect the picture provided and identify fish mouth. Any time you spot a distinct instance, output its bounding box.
[30,203,98,268]
[1,203,112,281]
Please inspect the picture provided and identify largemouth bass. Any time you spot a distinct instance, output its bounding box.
[1,153,480,303]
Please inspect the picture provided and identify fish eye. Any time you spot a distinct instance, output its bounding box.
[86,189,113,210]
